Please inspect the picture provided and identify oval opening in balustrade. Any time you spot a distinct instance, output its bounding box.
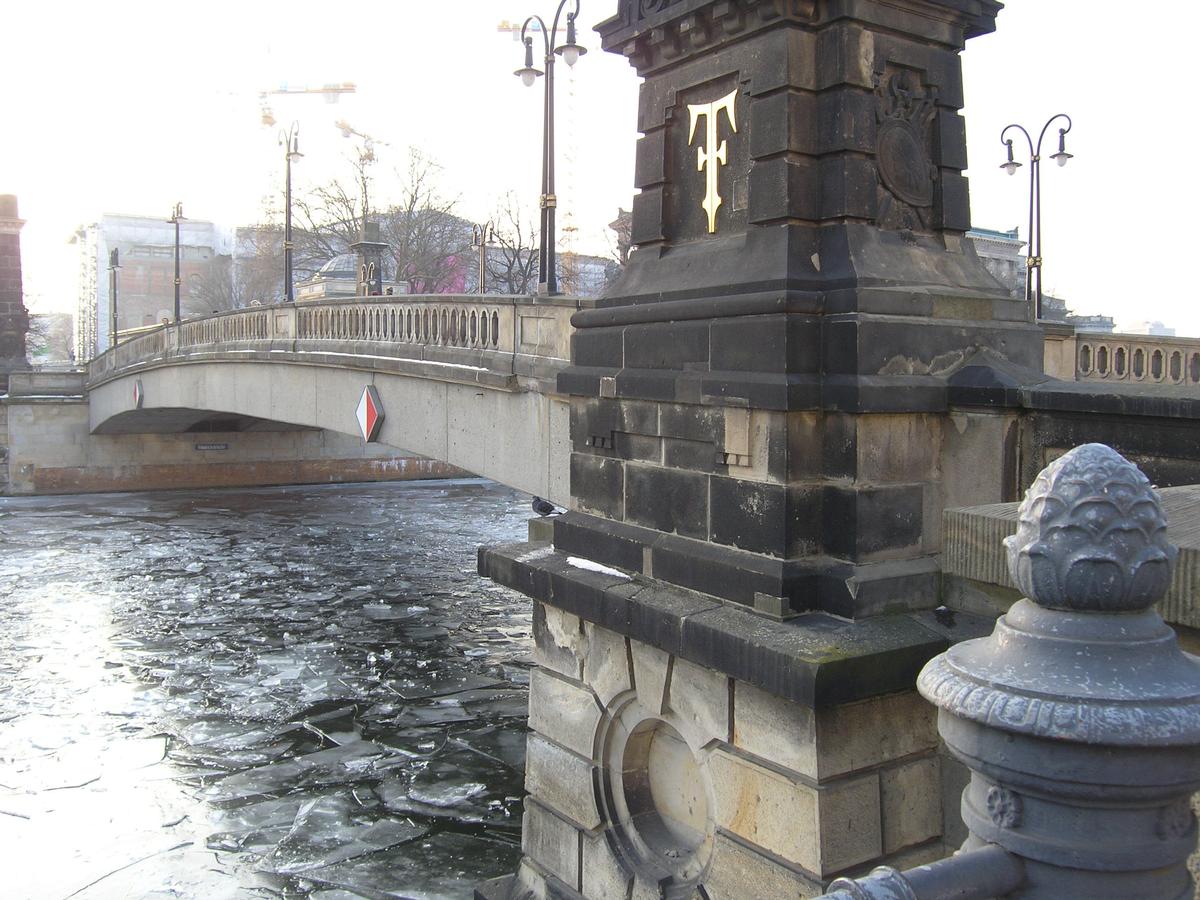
[1079,344,1092,374]
[470,311,478,345]
[451,310,459,346]
[1114,346,1127,377]
[1191,353,1200,384]
[1133,347,1145,378]
[1170,351,1183,382]
[441,309,449,344]
[432,310,439,342]
[480,312,488,346]
[1096,345,1109,376]
[491,311,500,347]
[407,310,413,340]
[1152,349,1164,380]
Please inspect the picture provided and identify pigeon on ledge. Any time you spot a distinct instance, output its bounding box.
[531,497,559,517]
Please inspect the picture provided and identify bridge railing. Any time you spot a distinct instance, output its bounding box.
[1075,332,1200,386]
[87,295,579,386]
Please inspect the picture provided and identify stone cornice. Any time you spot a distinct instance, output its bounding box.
[0,217,26,235]
[598,0,1002,73]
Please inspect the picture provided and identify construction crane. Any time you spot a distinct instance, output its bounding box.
[260,83,356,126]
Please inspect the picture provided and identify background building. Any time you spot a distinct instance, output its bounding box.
[965,226,1114,333]
[73,214,232,362]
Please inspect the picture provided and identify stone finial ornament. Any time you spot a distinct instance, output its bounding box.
[1004,443,1178,612]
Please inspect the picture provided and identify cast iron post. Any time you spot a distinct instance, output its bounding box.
[167,202,183,323]
[281,123,302,303]
[999,115,1073,320]
[513,1,586,296]
[108,248,120,348]
[820,443,1200,899]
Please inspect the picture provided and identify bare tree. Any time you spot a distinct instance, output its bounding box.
[486,192,539,295]
[380,149,471,293]
[229,148,473,299]
[290,151,373,278]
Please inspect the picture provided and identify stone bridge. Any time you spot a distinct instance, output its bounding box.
[82,295,580,504]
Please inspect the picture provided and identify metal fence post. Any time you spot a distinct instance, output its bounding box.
[819,443,1200,899]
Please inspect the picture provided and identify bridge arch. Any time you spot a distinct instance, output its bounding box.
[87,297,577,504]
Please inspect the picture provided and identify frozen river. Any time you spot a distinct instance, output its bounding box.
[0,479,533,899]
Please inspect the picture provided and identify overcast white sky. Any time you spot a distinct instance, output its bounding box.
[3,1,1196,335]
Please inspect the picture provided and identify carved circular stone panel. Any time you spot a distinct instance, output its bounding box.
[596,696,716,890]
[876,120,934,209]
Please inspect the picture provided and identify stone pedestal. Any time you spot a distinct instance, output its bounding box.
[352,221,389,297]
[480,0,1038,896]
[0,195,30,378]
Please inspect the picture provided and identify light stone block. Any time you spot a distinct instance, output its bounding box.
[733,680,818,777]
[583,621,632,708]
[522,800,582,891]
[815,691,938,780]
[581,830,633,900]
[668,656,731,747]
[631,642,671,715]
[528,667,602,760]
[534,602,585,680]
[880,755,942,854]
[709,749,882,876]
[703,832,823,899]
[525,734,601,830]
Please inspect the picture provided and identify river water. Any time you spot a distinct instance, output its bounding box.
[0,479,533,899]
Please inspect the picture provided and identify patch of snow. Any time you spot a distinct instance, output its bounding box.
[566,557,630,580]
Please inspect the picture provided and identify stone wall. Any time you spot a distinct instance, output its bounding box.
[0,195,30,373]
[512,602,958,898]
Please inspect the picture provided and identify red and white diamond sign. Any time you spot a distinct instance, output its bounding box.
[133,379,144,409]
[356,384,384,442]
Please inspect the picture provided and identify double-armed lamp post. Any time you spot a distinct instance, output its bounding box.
[281,123,303,303]
[999,114,1073,320]
[513,0,586,296]
[167,202,184,323]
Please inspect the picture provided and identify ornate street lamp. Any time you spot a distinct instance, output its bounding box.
[999,114,1073,321]
[514,0,586,296]
[281,123,303,303]
[167,202,184,323]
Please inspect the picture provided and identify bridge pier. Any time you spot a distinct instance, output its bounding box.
[480,0,1040,895]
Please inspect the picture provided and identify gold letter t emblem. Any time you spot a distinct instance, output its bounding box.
[687,89,738,234]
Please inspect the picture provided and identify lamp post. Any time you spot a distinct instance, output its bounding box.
[281,123,303,303]
[999,114,1073,321]
[107,248,120,349]
[513,0,586,296]
[473,221,494,295]
[167,202,184,323]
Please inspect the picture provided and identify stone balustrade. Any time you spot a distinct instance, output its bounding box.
[87,295,580,388]
[1075,333,1200,386]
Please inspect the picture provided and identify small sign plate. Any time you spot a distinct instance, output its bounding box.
[356,385,384,442]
